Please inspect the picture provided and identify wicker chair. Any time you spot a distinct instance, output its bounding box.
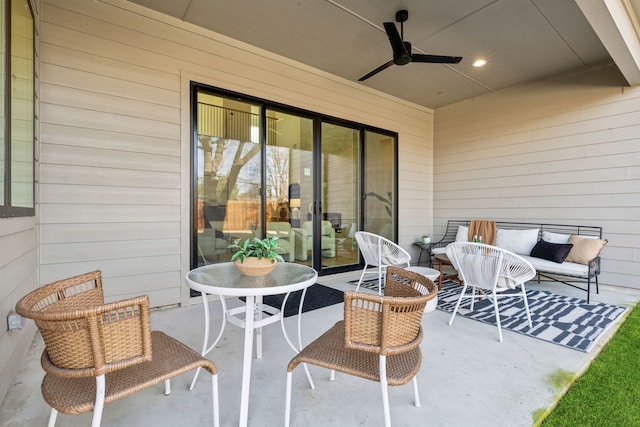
[445,242,536,342]
[15,271,219,427]
[284,266,437,427]
[354,231,412,295]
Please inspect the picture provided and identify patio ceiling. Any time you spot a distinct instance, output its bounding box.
[126,0,640,109]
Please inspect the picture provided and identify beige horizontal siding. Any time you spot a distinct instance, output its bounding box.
[38,0,434,305]
[434,64,640,290]
[0,0,40,404]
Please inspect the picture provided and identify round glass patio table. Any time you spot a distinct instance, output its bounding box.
[186,262,318,427]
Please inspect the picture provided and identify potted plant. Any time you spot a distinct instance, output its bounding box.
[421,234,430,244]
[228,236,285,276]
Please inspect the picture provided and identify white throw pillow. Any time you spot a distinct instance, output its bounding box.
[455,225,469,242]
[541,231,570,244]
[495,228,540,255]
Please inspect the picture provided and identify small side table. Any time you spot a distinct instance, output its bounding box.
[404,266,440,313]
[435,253,460,290]
[413,241,434,267]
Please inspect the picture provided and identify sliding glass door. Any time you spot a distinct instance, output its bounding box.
[319,122,360,269]
[194,92,263,265]
[363,130,397,240]
[192,84,397,275]
[264,109,313,264]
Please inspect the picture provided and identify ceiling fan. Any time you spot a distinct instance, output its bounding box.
[358,9,462,82]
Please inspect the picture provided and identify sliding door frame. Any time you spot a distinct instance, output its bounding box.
[190,82,398,275]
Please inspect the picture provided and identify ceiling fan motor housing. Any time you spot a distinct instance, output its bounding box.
[394,41,412,65]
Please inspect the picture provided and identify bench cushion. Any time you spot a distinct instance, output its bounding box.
[495,228,539,255]
[520,255,589,278]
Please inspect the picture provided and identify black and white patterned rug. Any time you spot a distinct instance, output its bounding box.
[347,278,385,291]
[437,281,628,353]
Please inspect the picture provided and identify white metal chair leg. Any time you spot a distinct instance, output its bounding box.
[212,373,220,427]
[379,356,391,427]
[355,264,369,292]
[330,370,335,381]
[448,283,468,325]
[191,294,227,390]
[91,375,106,427]
[521,283,533,327]
[284,372,293,427]
[48,408,58,427]
[492,294,504,342]
[164,379,171,395]
[412,376,421,407]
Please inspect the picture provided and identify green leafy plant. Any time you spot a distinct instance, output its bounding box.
[228,237,285,263]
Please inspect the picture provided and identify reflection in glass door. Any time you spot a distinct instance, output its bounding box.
[264,110,313,264]
[320,123,360,270]
[363,130,397,240]
[194,92,263,267]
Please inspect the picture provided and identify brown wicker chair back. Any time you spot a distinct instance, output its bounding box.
[344,266,436,355]
[16,270,152,376]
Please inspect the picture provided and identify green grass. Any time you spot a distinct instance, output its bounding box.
[539,303,640,426]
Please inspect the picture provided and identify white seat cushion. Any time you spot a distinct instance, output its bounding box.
[495,228,539,255]
[520,255,589,278]
[432,246,446,255]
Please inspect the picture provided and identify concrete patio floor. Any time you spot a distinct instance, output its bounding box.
[1,270,638,427]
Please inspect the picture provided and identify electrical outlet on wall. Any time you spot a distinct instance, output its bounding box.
[7,312,24,330]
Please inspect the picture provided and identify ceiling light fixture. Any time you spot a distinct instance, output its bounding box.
[472,58,487,67]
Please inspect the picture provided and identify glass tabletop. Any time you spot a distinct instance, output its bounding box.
[186,262,318,296]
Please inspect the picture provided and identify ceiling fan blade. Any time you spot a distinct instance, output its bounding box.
[383,22,407,56]
[411,54,462,64]
[358,60,395,81]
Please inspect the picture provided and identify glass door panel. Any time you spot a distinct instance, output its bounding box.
[195,92,262,266]
[363,130,397,240]
[320,123,360,269]
[264,109,313,264]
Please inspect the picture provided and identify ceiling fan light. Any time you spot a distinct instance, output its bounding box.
[472,58,487,67]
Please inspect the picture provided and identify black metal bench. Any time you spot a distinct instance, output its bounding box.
[430,220,603,302]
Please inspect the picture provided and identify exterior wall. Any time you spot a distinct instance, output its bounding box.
[434,63,640,289]
[0,0,40,406]
[38,0,434,307]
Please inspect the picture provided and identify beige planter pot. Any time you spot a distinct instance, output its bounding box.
[234,257,278,276]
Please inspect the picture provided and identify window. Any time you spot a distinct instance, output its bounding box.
[1,0,34,217]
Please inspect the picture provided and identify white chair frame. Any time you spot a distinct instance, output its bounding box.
[354,231,412,295]
[445,242,536,342]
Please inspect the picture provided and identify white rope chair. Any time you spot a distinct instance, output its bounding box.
[354,231,412,295]
[445,242,536,342]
